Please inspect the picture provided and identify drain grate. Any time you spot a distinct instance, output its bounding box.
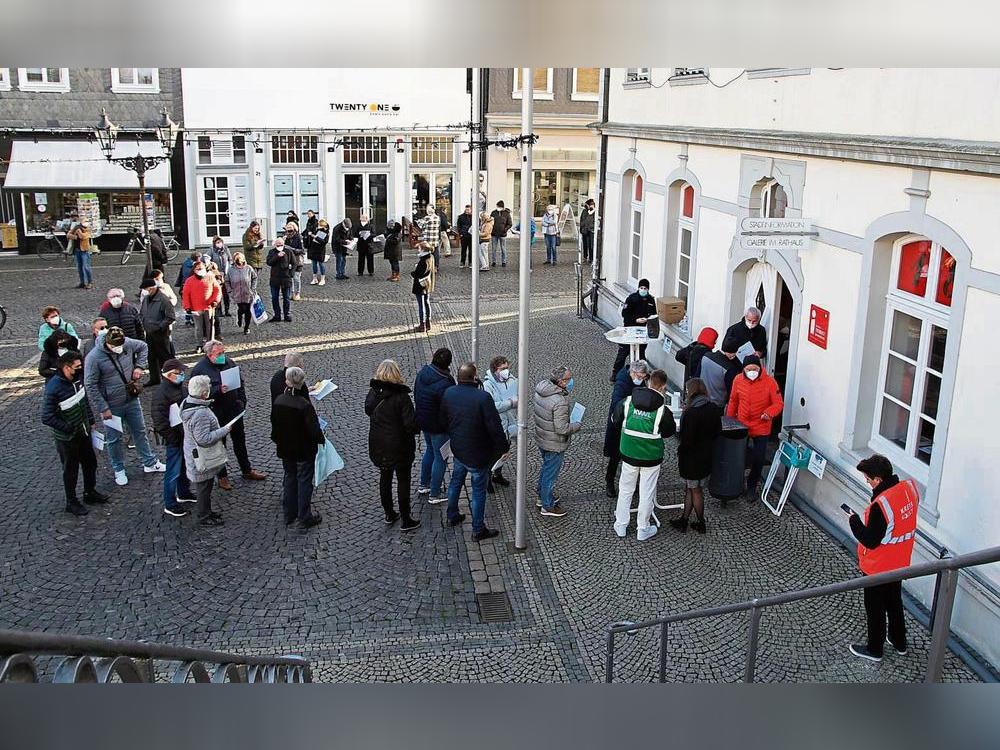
[476,592,513,623]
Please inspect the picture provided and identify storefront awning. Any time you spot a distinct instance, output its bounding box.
[4,139,171,191]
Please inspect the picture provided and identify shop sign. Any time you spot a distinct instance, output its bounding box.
[807,450,827,479]
[807,304,830,349]
[329,102,401,117]
[738,217,816,253]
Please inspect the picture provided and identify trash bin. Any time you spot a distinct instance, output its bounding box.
[709,416,748,501]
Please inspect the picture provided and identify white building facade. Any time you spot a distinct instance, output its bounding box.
[595,67,1000,668]
[181,68,472,246]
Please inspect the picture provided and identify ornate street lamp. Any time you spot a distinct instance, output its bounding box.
[95,107,179,269]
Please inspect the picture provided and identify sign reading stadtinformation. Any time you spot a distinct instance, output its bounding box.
[738,217,815,252]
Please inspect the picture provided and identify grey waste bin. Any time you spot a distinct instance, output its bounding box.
[709,416,748,501]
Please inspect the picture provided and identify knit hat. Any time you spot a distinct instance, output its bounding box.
[105,326,125,347]
[161,358,188,374]
[696,327,718,348]
[742,354,761,369]
[638,278,650,289]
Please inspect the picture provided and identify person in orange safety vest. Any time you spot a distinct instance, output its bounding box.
[847,454,919,662]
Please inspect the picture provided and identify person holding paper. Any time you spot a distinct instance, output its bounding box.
[722,307,768,361]
[726,354,783,502]
[439,363,509,542]
[533,366,583,518]
[365,359,421,531]
[151,358,195,517]
[331,217,353,281]
[191,340,268,490]
[306,219,330,285]
[610,279,658,381]
[482,355,518,492]
[354,212,377,277]
[413,348,455,502]
[42,351,109,516]
[181,375,234,527]
[611,369,676,541]
[271,367,324,531]
[266,238,295,323]
[182,260,222,354]
[83,326,165,487]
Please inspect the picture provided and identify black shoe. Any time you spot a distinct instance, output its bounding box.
[669,517,688,532]
[385,510,400,526]
[848,644,882,662]
[401,517,422,532]
[83,490,109,504]
[298,512,322,530]
[163,506,189,518]
[492,471,510,487]
[209,510,223,520]
[490,262,496,267]
[282,316,292,322]
[501,262,507,267]
[473,527,500,542]
[199,515,224,526]
[222,312,233,317]
[285,514,297,526]
[690,520,707,534]
[448,513,466,527]
[66,501,89,516]
[605,479,616,498]
[268,317,282,324]
[885,637,908,656]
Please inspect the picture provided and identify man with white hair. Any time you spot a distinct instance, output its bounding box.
[270,366,324,531]
[722,306,769,361]
[181,374,233,526]
[266,238,294,322]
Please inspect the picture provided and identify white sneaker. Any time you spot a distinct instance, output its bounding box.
[144,461,166,474]
[309,278,319,285]
[613,522,628,538]
[417,487,430,495]
[427,495,447,505]
[637,525,658,542]
[115,470,128,486]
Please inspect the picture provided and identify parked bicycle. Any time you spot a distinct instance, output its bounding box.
[35,230,71,262]
[120,228,182,266]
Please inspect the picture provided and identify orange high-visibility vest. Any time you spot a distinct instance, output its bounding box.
[857,479,919,576]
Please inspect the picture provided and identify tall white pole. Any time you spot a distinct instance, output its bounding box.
[470,68,481,366]
[514,68,533,551]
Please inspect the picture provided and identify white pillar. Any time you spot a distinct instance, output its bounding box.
[514,69,533,551]
[471,68,481,366]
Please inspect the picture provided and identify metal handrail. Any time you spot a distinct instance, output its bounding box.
[605,544,1000,684]
[0,629,311,683]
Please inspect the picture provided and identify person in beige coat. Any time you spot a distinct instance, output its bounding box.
[478,212,493,271]
[532,366,581,517]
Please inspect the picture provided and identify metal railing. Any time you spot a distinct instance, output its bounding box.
[0,629,311,683]
[577,273,621,322]
[605,544,1000,684]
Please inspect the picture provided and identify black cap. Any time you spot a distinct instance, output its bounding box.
[161,358,188,374]
[742,354,761,368]
[140,278,156,289]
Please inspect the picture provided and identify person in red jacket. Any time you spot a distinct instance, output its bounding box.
[726,354,783,501]
[181,260,222,354]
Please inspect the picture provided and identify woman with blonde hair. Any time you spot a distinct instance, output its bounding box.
[284,221,305,300]
[365,359,421,530]
[478,211,493,272]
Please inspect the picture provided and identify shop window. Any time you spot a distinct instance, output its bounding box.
[572,68,600,101]
[18,68,70,92]
[197,135,247,166]
[111,68,159,93]
[197,136,212,165]
[874,236,953,469]
[0,68,10,91]
[342,136,388,165]
[271,135,319,164]
[625,68,650,85]
[410,137,454,165]
[512,68,553,99]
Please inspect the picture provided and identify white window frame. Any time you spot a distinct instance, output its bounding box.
[627,173,644,286]
[409,137,455,166]
[757,178,788,218]
[512,68,554,100]
[17,68,70,93]
[675,183,696,333]
[871,235,953,480]
[272,171,323,231]
[341,136,388,165]
[111,68,160,93]
[271,134,320,165]
[0,68,10,91]
[571,68,600,101]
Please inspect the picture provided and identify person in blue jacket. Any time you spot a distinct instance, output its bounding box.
[603,360,650,497]
[413,347,456,501]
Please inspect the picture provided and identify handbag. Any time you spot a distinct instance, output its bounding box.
[554,234,562,247]
[192,420,229,473]
[110,351,143,398]
[251,293,268,325]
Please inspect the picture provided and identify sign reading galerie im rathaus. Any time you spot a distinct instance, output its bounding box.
[738,217,816,252]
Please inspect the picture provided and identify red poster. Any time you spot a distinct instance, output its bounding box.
[808,305,830,349]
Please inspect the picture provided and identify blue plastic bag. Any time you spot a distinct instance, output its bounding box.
[313,438,344,487]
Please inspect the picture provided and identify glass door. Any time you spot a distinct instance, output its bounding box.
[344,173,388,227]
[411,171,454,223]
[368,173,388,229]
[273,172,321,232]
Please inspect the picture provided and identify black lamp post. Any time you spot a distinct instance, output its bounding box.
[95,107,179,269]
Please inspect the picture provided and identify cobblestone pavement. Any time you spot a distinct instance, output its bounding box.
[0,244,979,682]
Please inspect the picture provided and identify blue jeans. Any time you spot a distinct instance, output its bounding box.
[334,252,347,278]
[747,436,769,491]
[282,457,316,522]
[419,431,449,496]
[163,443,192,508]
[545,234,557,263]
[490,237,506,265]
[537,449,566,510]
[74,250,92,285]
[311,259,326,275]
[106,398,158,473]
[270,283,290,319]
[447,458,489,534]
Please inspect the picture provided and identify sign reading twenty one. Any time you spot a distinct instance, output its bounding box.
[738,217,815,252]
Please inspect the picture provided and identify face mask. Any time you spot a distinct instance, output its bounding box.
[213,354,226,365]
[57,347,70,357]
[175,373,186,384]
[154,279,164,287]
[214,243,223,249]
[632,376,644,386]
[140,289,149,298]
[109,345,124,355]
[109,297,123,308]
[195,270,206,278]
[498,368,511,381]
[47,316,61,327]
[638,289,649,297]
[746,320,758,329]
[565,377,575,393]
[746,370,760,381]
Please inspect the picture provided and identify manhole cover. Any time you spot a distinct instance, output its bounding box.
[476,592,513,623]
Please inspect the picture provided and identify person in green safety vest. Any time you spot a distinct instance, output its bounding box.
[611,369,676,541]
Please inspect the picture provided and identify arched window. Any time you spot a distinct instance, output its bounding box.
[626,172,643,283]
[676,182,695,307]
[754,178,787,218]
[873,236,954,468]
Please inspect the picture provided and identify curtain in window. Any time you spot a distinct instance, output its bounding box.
[745,262,778,348]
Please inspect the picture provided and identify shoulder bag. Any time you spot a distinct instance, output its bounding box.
[191,413,228,473]
[109,351,143,398]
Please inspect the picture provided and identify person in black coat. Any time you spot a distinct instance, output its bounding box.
[675,327,719,390]
[270,366,323,530]
[456,205,473,268]
[150,359,194,515]
[306,219,330,285]
[365,359,421,531]
[39,330,81,380]
[722,307,768,359]
[383,221,403,281]
[670,378,722,534]
[270,352,308,402]
[413,347,455,499]
[354,214,377,277]
[611,278,658,380]
[331,218,353,280]
[266,239,294,322]
[602,359,650,497]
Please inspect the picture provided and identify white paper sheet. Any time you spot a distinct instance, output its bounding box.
[221,411,246,431]
[102,415,123,433]
[570,402,586,424]
[168,403,182,427]
[439,440,452,461]
[491,452,511,473]
[221,367,242,391]
[91,431,105,451]
[736,340,756,362]
[309,379,338,401]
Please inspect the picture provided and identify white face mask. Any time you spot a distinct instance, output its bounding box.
[195,270,206,278]
[109,344,124,355]
[498,368,511,381]
[746,370,760,381]
[154,279,164,287]
[109,297,123,308]
[47,316,60,327]
[746,320,758,329]
[57,347,69,357]
[140,289,149,298]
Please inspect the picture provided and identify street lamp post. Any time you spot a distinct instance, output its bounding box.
[95,107,179,270]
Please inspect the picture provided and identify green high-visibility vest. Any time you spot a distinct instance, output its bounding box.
[618,396,665,462]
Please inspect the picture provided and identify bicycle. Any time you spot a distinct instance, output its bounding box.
[121,228,182,265]
[35,231,71,262]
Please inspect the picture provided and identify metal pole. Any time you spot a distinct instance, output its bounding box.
[605,630,615,683]
[470,68,480,366]
[514,68,533,551]
[658,622,668,683]
[136,159,154,270]
[744,604,762,683]
[924,568,958,683]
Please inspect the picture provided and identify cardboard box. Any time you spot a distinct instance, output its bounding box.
[1,225,17,249]
[656,296,686,324]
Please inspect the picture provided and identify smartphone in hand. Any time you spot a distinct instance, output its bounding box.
[840,503,853,514]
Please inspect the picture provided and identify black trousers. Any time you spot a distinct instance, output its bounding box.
[611,343,648,379]
[55,433,97,503]
[146,331,175,387]
[605,455,620,484]
[460,234,472,265]
[357,250,374,276]
[236,302,252,331]
[379,460,412,519]
[218,416,252,476]
[864,579,907,656]
[581,231,594,262]
[220,285,231,315]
